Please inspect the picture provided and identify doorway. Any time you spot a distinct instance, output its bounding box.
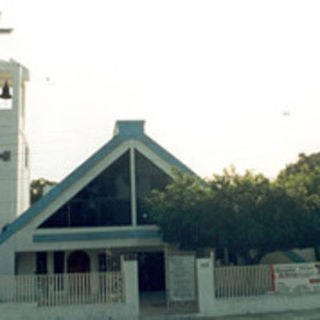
[138,251,166,315]
[138,251,165,291]
[67,250,91,299]
[67,250,90,273]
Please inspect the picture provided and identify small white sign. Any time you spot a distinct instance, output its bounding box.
[167,255,196,301]
[272,263,320,294]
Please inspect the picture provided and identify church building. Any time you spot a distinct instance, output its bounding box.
[0,59,197,297]
[0,60,313,316]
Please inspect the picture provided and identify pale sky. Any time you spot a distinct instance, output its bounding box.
[1,0,320,182]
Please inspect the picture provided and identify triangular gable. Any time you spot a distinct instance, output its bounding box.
[0,120,197,245]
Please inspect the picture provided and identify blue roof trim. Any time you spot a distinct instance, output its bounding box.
[0,121,196,245]
[0,134,124,245]
[140,134,197,176]
[115,120,145,137]
[33,229,160,243]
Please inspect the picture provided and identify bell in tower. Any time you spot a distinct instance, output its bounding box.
[0,81,12,99]
[0,79,13,109]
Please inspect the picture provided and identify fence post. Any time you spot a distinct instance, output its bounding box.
[197,253,215,316]
[123,257,139,315]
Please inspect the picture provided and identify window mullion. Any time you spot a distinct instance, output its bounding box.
[130,147,137,226]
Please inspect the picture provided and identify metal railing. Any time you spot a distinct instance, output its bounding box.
[214,265,272,298]
[0,272,123,306]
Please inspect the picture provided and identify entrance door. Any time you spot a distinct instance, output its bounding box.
[67,251,90,273]
[138,252,165,292]
[138,252,166,314]
[67,251,91,300]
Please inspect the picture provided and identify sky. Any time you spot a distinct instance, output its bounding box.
[1,0,320,182]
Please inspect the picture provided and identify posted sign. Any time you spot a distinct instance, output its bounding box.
[272,263,320,294]
[167,255,196,301]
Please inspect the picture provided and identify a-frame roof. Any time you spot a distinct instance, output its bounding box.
[0,120,196,245]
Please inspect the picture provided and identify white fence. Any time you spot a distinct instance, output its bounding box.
[214,265,272,298]
[0,272,123,306]
[198,259,320,318]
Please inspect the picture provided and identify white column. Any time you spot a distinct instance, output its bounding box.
[47,251,53,274]
[197,256,215,316]
[0,239,15,275]
[123,259,139,314]
[130,147,137,226]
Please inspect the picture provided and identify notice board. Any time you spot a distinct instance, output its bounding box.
[272,263,320,294]
[167,255,196,301]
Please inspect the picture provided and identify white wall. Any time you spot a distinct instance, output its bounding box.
[0,303,139,320]
[16,252,35,275]
[0,258,139,320]
[0,238,15,275]
[123,258,139,313]
[0,61,30,232]
[197,257,320,318]
[197,257,215,315]
[205,294,320,317]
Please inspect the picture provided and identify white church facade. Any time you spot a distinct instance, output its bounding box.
[1,59,320,320]
[0,117,197,280]
[0,59,200,300]
[0,59,316,278]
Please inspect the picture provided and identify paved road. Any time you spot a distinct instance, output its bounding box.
[141,309,320,320]
[207,308,320,320]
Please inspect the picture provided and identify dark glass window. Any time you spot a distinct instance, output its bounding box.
[36,252,47,274]
[98,253,121,272]
[39,151,131,228]
[135,149,172,225]
[54,251,64,290]
[54,251,65,274]
[98,254,107,272]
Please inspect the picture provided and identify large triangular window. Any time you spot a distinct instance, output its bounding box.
[39,148,174,229]
[39,151,131,228]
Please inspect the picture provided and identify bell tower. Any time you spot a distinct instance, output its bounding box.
[0,60,30,231]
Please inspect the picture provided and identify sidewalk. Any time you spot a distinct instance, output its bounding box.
[207,308,320,320]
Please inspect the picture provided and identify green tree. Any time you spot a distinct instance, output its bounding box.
[146,168,316,265]
[30,178,57,204]
[277,152,320,209]
[147,170,211,250]
[277,152,320,259]
[208,168,310,264]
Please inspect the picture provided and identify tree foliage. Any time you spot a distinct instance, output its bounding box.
[146,166,320,265]
[277,152,320,259]
[30,178,57,204]
[277,152,320,212]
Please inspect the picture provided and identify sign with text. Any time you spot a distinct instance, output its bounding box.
[272,263,320,294]
[167,255,196,301]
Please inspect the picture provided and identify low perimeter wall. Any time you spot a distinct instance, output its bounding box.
[209,293,320,317]
[0,259,139,320]
[197,257,320,317]
[0,303,138,320]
